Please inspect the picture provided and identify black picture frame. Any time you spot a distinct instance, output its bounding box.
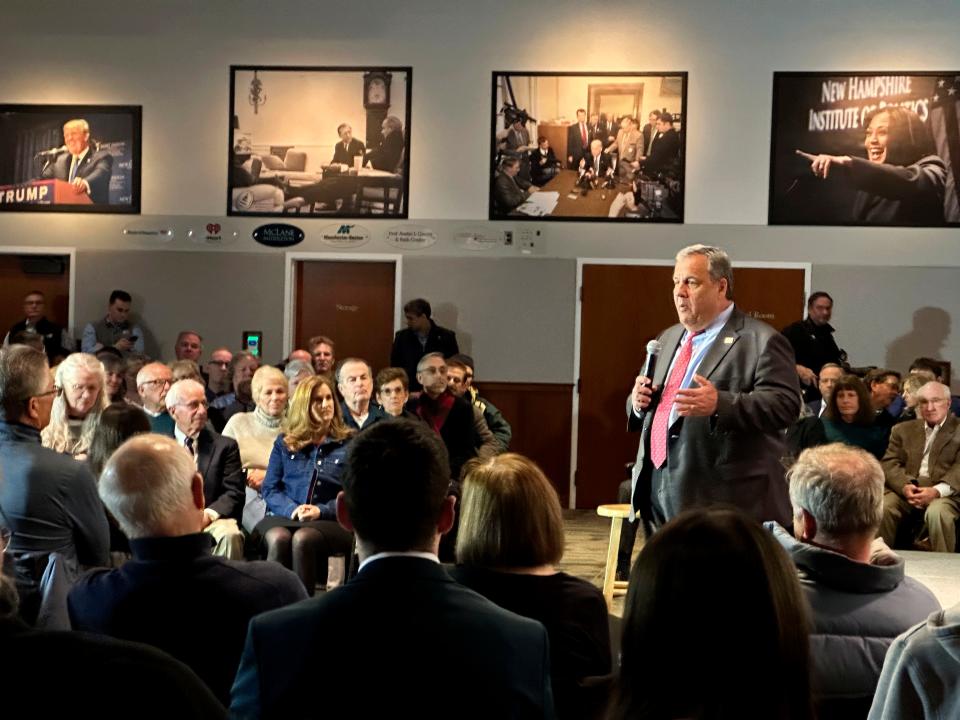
[769,71,960,227]
[489,71,687,223]
[227,65,412,219]
[0,104,142,214]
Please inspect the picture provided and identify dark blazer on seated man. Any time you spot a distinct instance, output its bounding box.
[494,170,530,213]
[196,426,246,522]
[331,137,365,166]
[40,148,114,204]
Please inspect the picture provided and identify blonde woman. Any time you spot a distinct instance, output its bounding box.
[223,365,289,532]
[41,352,108,459]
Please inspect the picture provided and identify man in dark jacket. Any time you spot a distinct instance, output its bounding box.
[781,291,844,402]
[768,443,940,716]
[390,298,459,392]
[3,290,71,363]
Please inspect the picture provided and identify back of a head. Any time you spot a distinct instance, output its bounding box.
[99,433,197,539]
[343,418,449,553]
[88,403,152,478]
[0,345,48,422]
[612,508,812,720]
[456,453,564,568]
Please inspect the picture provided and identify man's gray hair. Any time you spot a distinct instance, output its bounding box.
[165,378,204,411]
[787,443,883,538]
[335,357,373,384]
[676,244,734,299]
[417,352,445,373]
[99,434,197,539]
[284,360,314,382]
[0,345,48,421]
[917,381,951,401]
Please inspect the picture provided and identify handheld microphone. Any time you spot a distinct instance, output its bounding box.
[640,339,662,384]
[36,145,67,157]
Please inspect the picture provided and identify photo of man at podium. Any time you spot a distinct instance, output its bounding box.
[38,118,114,205]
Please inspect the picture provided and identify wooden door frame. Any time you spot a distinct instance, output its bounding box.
[569,257,811,509]
[0,245,77,335]
[282,252,404,356]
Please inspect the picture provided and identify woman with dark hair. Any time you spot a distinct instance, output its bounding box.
[98,352,128,404]
[798,106,947,225]
[452,454,611,720]
[822,375,890,460]
[257,375,354,594]
[608,508,813,720]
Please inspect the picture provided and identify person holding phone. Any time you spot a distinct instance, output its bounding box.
[81,289,145,356]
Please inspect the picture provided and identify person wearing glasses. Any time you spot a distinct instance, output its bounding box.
[41,352,109,460]
[136,362,175,436]
[0,345,109,623]
[204,347,233,399]
[880,382,960,553]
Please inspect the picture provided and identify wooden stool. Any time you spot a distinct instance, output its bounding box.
[597,503,632,607]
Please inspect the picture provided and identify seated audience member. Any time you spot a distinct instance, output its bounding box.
[97,350,128,403]
[448,353,512,452]
[493,155,535,214]
[170,359,203,384]
[898,374,931,421]
[363,114,404,172]
[390,298,460,392]
[822,375,890,461]
[308,335,336,376]
[136,362,175,436]
[869,601,960,719]
[639,111,680,177]
[231,419,554,718]
[865,368,904,429]
[452,454,610,719]
[444,359,498,459]
[41,352,108,459]
[331,122,365,167]
[165,379,245,560]
[608,508,813,720]
[3,290,71,363]
[68,434,306,706]
[9,330,46,353]
[258,375,355,595]
[283,358,315,396]
[604,116,642,177]
[880,382,960,553]
[211,351,259,428]
[204,347,233,398]
[0,506,226,719]
[337,358,386,431]
[0,346,109,623]
[123,352,148,404]
[784,394,827,462]
[899,356,960,418]
[375,367,416,419]
[768,443,940,715]
[407,352,477,481]
[529,136,560,185]
[174,331,203,362]
[578,139,613,186]
[807,362,844,417]
[285,348,312,366]
[81,289,145,356]
[222,366,288,534]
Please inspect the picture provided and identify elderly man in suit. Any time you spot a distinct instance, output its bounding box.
[628,244,800,531]
[231,418,554,718]
[165,379,245,559]
[493,156,536,214]
[605,116,642,178]
[880,381,960,552]
[331,123,365,167]
[39,118,114,204]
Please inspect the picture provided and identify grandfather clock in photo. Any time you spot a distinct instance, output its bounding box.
[363,71,392,149]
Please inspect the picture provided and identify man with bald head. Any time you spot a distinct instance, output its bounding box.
[137,362,175,436]
[880,381,960,552]
[166,379,245,558]
[68,434,305,705]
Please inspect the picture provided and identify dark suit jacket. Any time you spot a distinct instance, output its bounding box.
[566,122,591,168]
[406,391,478,481]
[494,171,529,213]
[628,306,800,526]
[230,557,555,719]
[529,147,560,185]
[331,137,365,165]
[881,415,960,495]
[196,427,245,521]
[365,130,404,172]
[643,127,680,176]
[390,320,460,392]
[68,533,307,705]
[580,152,612,178]
[40,147,114,204]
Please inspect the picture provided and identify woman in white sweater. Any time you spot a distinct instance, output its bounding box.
[222,365,289,532]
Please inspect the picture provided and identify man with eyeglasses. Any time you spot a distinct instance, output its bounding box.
[166,379,245,559]
[136,362,175,436]
[0,345,109,623]
[866,368,904,430]
[880,382,960,552]
[204,347,233,400]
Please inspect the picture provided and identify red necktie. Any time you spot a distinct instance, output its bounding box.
[581,124,587,146]
[650,331,703,468]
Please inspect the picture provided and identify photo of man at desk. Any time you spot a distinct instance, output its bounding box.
[228,67,410,218]
[489,72,686,222]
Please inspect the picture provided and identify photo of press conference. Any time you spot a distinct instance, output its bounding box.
[228,67,411,218]
[489,72,686,222]
[0,105,141,214]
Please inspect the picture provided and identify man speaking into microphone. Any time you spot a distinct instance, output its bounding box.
[627,244,800,533]
[39,118,113,204]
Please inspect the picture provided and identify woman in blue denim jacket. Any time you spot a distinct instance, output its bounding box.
[256,375,355,594]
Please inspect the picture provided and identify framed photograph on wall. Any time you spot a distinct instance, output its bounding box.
[0,104,141,214]
[488,71,687,223]
[227,66,412,218]
[769,72,960,227]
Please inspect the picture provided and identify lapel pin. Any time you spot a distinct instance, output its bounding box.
[723,336,735,344]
